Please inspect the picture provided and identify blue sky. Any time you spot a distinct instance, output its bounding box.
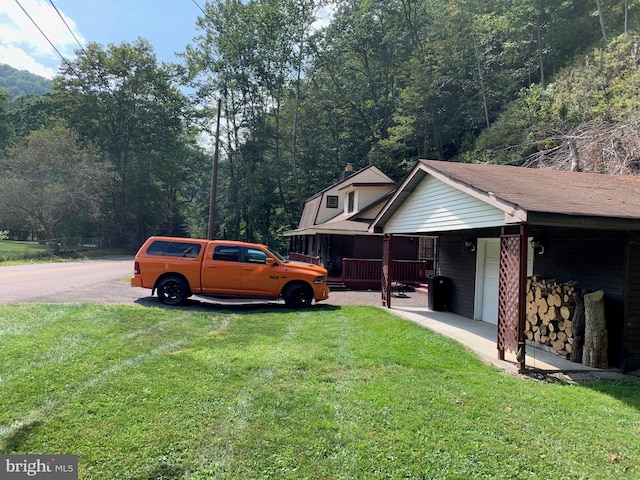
[1,1,335,80]
[0,0,203,79]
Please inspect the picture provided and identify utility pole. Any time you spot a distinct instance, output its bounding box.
[207,97,222,240]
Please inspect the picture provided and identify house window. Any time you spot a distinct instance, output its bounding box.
[347,191,355,213]
[326,195,338,208]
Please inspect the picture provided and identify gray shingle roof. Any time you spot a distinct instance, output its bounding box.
[372,160,640,232]
[421,160,640,219]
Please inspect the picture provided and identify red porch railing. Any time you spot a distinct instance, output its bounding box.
[288,252,321,265]
[341,258,428,290]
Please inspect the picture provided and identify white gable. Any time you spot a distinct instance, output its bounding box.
[316,186,344,224]
[316,166,394,224]
[383,174,506,233]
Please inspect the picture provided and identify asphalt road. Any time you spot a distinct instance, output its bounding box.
[0,258,427,308]
[0,258,143,304]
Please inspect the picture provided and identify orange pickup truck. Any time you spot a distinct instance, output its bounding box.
[131,236,329,307]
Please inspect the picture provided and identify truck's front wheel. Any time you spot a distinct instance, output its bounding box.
[157,276,189,306]
[284,283,312,308]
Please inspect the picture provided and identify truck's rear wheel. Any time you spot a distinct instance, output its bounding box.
[157,276,189,305]
[284,283,312,308]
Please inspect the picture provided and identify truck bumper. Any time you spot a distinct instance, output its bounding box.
[315,286,330,301]
[130,277,143,288]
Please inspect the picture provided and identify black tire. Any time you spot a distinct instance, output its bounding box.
[157,276,189,306]
[284,283,313,308]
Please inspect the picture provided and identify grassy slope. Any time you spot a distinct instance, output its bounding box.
[1,304,639,479]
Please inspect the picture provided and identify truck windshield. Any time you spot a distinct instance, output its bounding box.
[266,246,289,263]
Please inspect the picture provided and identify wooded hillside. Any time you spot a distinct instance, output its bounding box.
[0,64,50,97]
[0,1,639,249]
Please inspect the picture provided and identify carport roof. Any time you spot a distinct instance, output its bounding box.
[372,160,640,231]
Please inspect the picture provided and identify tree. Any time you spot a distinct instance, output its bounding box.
[0,126,109,239]
[7,93,59,138]
[52,39,201,247]
[0,91,15,152]
[183,0,325,244]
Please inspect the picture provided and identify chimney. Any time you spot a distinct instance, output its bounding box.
[342,163,354,180]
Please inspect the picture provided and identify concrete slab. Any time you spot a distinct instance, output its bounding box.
[389,305,638,381]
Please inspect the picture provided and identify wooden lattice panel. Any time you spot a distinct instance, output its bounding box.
[497,235,521,353]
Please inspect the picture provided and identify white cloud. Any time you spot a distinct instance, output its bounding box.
[0,44,57,78]
[312,3,335,32]
[0,0,84,78]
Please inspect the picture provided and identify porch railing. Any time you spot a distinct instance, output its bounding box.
[341,258,429,290]
[288,252,321,265]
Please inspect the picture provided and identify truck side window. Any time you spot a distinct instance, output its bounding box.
[146,240,201,258]
[244,247,268,264]
[146,240,171,255]
[213,245,240,262]
[166,242,201,258]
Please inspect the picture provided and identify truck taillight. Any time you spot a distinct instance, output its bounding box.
[134,261,140,274]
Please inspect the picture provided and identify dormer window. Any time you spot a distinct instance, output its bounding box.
[347,190,355,213]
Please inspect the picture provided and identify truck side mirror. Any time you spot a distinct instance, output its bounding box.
[265,258,276,266]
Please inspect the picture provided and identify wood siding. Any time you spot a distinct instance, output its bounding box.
[436,231,486,318]
[384,175,505,234]
[348,235,418,260]
[528,227,626,368]
[316,185,345,224]
[355,186,394,214]
[316,166,394,224]
[625,235,640,372]
[354,235,382,259]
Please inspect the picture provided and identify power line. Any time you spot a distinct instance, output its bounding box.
[191,0,217,26]
[47,0,117,97]
[18,0,119,99]
[48,0,88,58]
[191,0,207,16]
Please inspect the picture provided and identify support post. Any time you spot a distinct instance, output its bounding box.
[496,225,528,372]
[382,234,393,308]
[207,97,222,240]
[517,224,528,372]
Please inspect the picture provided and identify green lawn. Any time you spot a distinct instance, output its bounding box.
[0,240,49,261]
[0,240,129,264]
[1,304,639,479]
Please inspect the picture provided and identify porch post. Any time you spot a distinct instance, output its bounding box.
[382,234,393,308]
[517,224,528,372]
[497,225,528,372]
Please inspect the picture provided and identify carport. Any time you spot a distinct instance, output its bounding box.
[371,160,640,373]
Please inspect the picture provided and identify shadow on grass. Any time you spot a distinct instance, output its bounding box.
[134,295,342,314]
[1,421,41,453]
[146,462,185,480]
[582,380,640,412]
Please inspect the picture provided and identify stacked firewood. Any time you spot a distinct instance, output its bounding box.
[525,276,584,359]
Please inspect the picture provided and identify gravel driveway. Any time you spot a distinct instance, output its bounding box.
[0,258,428,308]
[129,282,429,309]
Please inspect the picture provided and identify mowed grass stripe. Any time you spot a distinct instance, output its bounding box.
[1,304,639,479]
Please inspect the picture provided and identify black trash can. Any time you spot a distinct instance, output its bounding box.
[428,276,451,311]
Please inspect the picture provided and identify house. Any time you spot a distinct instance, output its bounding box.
[371,159,640,372]
[285,164,436,288]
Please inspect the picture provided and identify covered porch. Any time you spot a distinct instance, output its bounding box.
[290,252,433,290]
[370,160,640,373]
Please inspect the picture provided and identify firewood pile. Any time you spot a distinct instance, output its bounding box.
[525,276,585,360]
